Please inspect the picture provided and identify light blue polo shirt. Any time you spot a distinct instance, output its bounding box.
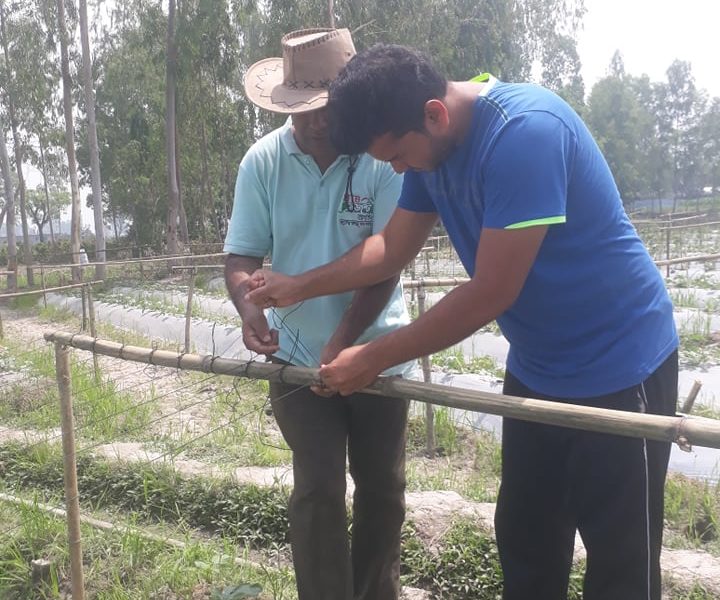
[224,122,412,375]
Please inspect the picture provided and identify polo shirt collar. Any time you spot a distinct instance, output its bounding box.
[279,120,351,176]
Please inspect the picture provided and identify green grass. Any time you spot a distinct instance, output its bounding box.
[0,494,294,599]
[431,348,504,378]
[0,340,156,440]
[664,473,720,555]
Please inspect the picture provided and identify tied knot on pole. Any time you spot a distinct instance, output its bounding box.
[674,415,693,452]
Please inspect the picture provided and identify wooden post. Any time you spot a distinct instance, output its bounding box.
[40,265,47,308]
[681,380,703,414]
[86,285,99,381]
[80,285,88,332]
[55,342,86,600]
[665,214,672,278]
[184,268,196,353]
[0,309,4,339]
[417,284,435,458]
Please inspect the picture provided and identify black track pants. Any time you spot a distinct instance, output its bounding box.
[496,350,678,600]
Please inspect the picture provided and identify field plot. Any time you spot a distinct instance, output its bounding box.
[2,214,720,599]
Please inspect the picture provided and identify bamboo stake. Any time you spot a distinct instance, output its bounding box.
[417,284,435,458]
[43,331,720,449]
[86,285,99,381]
[80,286,88,332]
[184,268,196,353]
[40,265,47,308]
[681,380,703,415]
[55,342,85,599]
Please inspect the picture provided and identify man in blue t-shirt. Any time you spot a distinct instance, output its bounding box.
[225,32,414,600]
[245,44,679,600]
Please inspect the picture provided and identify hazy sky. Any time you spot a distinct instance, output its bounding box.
[577,0,720,98]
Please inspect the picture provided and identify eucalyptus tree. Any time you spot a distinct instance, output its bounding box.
[26,187,70,242]
[165,0,180,255]
[79,0,106,278]
[0,1,35,284]
[701,98,720,193]
[56,0,82,281]
[655,61,707,208]
[0,125,17,290]
[93,1,168,249]
[586,57,659,203]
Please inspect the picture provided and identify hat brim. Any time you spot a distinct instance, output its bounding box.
[244,57,329,114]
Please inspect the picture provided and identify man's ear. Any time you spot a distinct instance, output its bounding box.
[424,99,450,133]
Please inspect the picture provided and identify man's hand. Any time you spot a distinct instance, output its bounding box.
[242,309,280,356]
[245,270,304,308]
[311,340,346,397]
[319,344,383,396]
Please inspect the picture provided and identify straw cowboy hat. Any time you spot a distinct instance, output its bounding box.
[244,28,356,114]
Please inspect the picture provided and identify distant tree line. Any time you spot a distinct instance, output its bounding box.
[1,0,718,264]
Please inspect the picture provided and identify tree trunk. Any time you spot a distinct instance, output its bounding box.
[328,0,335,27]
[165,0,180,255]
[39,139,56,244]
[56,0,82,282]
[79,0,106,280]
[0,128,17,291]
[199,120,211,241]
[0,4,33,285]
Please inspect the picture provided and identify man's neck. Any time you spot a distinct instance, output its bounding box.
[444,80,486,146]
[292,131,339,174]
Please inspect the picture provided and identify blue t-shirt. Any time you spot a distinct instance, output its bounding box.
[398,80,678,398]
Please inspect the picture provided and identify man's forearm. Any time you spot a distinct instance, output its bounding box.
[296,233,403,300]
[328,275,400,350]
[225,254,264,317]
[358,279,508,373]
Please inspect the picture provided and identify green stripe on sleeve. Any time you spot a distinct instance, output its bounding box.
[504,216,566,230]
[470,73,491,83]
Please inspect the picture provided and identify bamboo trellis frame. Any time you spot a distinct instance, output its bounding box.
[44,331,720,449]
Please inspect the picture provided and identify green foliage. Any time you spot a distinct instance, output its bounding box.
[401,519,586,599]
[0,442,291,548]
[665,474,720,550]
[0,342,154,438]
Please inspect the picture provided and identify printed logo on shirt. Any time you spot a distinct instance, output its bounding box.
[338,193,374,228]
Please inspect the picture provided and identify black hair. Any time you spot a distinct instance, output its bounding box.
[327,44,448,155]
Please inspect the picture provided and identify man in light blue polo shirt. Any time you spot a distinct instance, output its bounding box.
[223,29,413,600]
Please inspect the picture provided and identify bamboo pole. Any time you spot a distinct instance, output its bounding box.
[43,331,720,449]
[417,284,435,458]
[55,342,85,599]
[0,280,103,300]
[403,277,470,289]
[184,268,196,353]
[40,252,226,273]
[666,214,672,277]
[659,220,720,232]
[655,253,720,267]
